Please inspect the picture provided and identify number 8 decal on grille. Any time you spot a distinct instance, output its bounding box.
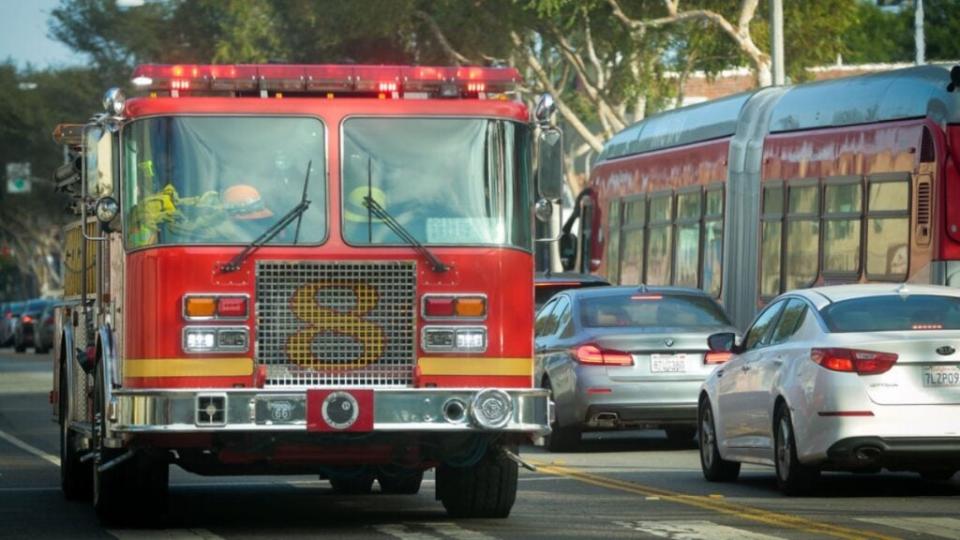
[287,280,385,370]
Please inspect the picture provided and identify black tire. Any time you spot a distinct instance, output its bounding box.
[436,444,518,519]
[665,427,697,442]
[377,468,424,494]
[698,397,740,482]
[920,470,957,482]
[59,363,92,501]
[92,362,168,526]
[543,379,581,452]
[14,339,25,353]
[329,473,375,494]
[774,403,820,496]
[35,344,48,354]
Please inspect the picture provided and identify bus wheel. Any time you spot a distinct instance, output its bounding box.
[436,444,518,518]
[59,363,92,501]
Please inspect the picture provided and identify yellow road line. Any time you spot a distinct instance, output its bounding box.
[529,460,899,540]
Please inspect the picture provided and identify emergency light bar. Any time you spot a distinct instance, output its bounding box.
[130,64,520,98]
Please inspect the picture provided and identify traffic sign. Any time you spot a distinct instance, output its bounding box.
[5,162,31,194]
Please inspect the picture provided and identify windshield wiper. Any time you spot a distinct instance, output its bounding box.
[362,196,449,273]
[221,160,312,273]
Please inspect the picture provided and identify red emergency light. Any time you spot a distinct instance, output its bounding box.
[130,64,519,99]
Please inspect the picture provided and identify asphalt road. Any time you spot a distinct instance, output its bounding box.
[1,348,958,540]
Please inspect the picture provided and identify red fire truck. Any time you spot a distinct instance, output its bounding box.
[51,63,558,524]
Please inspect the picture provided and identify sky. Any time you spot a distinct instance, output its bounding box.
[0,0,86,69]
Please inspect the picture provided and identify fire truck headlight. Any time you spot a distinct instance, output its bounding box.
[455,329,486,351]
[422,326,486,352]
[185,330,217,352]
[183,327,249,353]
[470,389,514,429]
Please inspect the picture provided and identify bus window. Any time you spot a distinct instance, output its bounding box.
[760,184,784,297]
[605,198,622,283]
[702,187,723,297]
[674,189,702,287]
[784,183,820,290]
[646,192,673,285]
[866,175,910,280]
[822,180,862,275]
[619,197,645,284]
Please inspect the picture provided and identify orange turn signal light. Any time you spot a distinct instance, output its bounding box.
[184,296,216,318]
[454,297,486,318]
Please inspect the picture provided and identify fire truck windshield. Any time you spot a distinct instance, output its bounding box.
[342,117,532,249]
[122,116,326,249]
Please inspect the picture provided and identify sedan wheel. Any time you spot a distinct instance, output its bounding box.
[543,379,580,452]
[774,404,819,495]
[698,398,739,482]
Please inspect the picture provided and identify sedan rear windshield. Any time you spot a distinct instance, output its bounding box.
[821,294,960,332]
[581,294,730,328]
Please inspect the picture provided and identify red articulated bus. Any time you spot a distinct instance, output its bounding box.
[51,64,558,524]
[572,64,960,329]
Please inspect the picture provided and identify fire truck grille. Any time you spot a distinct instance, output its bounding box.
[256,261,417,388]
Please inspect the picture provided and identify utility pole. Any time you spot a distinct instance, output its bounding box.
[915,0,925,65]
[770,0,785,85]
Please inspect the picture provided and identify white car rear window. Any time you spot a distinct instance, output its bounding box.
[821,294,960,332]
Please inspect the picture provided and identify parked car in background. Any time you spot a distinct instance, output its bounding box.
[1,301,26,347]
[535,272,609,310]
[13,299,53,353]
[535,286,737,451]
[699,284,960,495]
[32,302,58,354]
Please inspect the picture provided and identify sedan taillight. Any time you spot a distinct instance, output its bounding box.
[810,347,898,375]
[704,351,732,364]
[574,344,633,366]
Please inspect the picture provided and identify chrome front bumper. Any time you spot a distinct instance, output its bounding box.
[109,387,551,435]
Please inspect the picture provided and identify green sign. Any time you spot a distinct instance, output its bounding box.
[5,162,31,194]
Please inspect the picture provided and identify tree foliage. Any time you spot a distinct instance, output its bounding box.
[0,63,97,297]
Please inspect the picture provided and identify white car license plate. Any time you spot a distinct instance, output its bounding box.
[922,365,960,387]
[650,354,687,373]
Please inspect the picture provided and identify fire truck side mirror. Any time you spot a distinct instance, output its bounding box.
[536,127,563,201]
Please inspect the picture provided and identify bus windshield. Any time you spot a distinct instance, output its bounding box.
[122,116,326,249]
[341,118,531,249]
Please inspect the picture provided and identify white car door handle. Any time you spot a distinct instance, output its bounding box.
[740,365,751,372]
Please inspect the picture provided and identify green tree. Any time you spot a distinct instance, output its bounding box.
[0,63,98,296]
[844,1,912,64]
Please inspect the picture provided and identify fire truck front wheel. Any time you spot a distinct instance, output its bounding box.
[436,444,518,518]
[59,362,92,501]
[377,467,424,495]
[329,472,376,494]
[93,362,169,525]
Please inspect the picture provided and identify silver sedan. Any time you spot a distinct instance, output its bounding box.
[535,286,737,451]
[699,284,960,495]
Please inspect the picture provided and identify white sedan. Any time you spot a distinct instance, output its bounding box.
[698,284,960,494]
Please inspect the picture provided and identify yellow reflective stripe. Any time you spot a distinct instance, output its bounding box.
[124,358,253,378]
[418,357,532,376]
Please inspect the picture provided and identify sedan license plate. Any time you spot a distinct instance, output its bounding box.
[922,365,960,387]
[650,354,687,373]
